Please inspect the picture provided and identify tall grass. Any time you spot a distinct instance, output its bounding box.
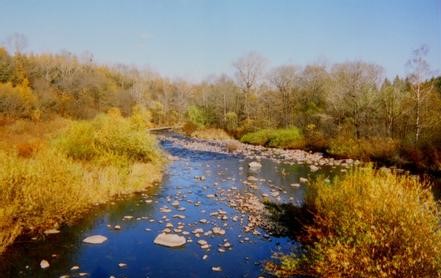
[0,112,164,254]
[267,166,441,277]
[240,128,305,149]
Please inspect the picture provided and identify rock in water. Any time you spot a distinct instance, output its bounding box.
[44,229,60,235]
[40,260,50,269]
[82,235,108,244]
[212,266,222,272]
[212,227,226,236]
[153,233,186,248]
[248,161,262,170]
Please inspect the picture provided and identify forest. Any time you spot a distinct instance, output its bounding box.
[1,46,440,172]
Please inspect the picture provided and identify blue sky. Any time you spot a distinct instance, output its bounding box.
[0,0,440,80]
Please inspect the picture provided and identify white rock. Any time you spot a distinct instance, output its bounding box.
[44,229,60,235]
[153,233,186,248]
[310,165,319,172]
[70,265,80,270]
[40,260,50,269]
[83,235,107,244]
[248,161,262,169]
[212,266,222,272]
[212,227,226,236]
[299,177,308,183]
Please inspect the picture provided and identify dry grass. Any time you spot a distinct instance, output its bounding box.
[329,136,400,161]
[267,166,441,277]
[191,128,232,140]
[0,113,164,254]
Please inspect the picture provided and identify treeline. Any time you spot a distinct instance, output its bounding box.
[1,46,441,171]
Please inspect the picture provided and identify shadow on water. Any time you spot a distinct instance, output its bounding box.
[264,202,314,240]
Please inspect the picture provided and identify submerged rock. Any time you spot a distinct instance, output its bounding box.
[153,233,186,248]
[83,235,108,244]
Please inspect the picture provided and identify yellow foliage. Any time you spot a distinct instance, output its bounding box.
[269,166,441,277]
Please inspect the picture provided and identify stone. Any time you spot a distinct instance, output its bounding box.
[40,260,50,269]
[118,263,127,268]
[212,266,222,272]
[212,227,226,236]
[202,255,208,260]
[83,235,107,244]
[248,161,262,169]
[160,207,172,213]
[44,229,60,235]
[123,215,133,220]
[153,233,186,248]
[198,239,208,246]
[70,265,80,270]
[310,165,319,172]
[299,177,308,183]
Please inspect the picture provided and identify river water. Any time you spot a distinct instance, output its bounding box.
[0,134,341,278]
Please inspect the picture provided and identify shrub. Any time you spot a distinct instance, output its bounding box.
[54,113,161,163]
[329,136,399,161]
[0,149,85,253]
[182,121,199,136]
[240,128,305,149]
[267,166,441,277]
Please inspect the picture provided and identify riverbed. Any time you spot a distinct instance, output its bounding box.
[0,133,344,277]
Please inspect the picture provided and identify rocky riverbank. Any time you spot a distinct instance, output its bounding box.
[159,133,358,170]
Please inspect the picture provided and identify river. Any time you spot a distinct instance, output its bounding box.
[0,133,343,277]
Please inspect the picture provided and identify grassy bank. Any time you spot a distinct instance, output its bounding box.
[0,112,164,254]
[240,128,305,149]
[266,166,441,277]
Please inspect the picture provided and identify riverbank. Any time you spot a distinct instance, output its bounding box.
[0,113,165,254]
[160,132,358,170]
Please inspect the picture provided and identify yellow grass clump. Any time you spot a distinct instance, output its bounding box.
[267,166,441,277]
[0,111,164,254]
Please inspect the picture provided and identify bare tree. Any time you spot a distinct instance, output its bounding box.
[233,52,267,119]
[5,33,28,54]
[406,45,433,144]
[269,65,300,127]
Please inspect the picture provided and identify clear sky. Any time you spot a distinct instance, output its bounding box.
[0,0,440,80]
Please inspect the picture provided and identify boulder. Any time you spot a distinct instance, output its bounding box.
[83,235,107,244]
[153,233,186,248]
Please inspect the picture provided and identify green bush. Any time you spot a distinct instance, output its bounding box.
[240,128,305,149]
[240,129,272,145]
[267,166,441,277]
